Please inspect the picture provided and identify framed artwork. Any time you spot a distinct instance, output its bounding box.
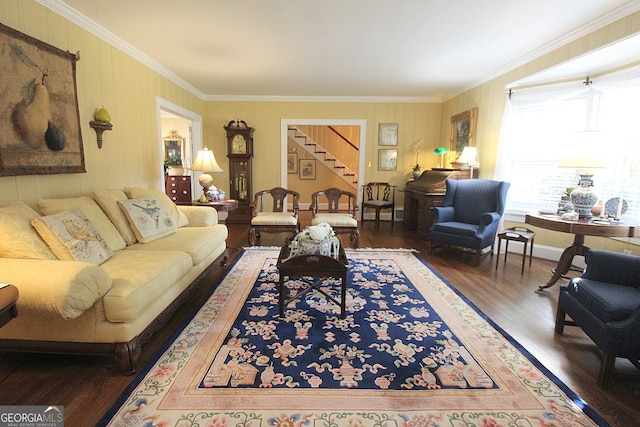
[163,130,184,165]
[378,123,398,146]
[0,22,85,176]
[287,152,298,174]
[299,159,316,180]
[450,107,478,155]
[378,149,397,171]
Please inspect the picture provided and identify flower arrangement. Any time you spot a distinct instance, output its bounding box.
[411,138,425,171]
[288,222,340,259]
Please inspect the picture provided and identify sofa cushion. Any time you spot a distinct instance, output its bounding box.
[0,201,56,260]
[569,278,640,322]
[118,195,178,243]
[124,187,188,227]
[93,188,138,245]
[38,196,127,251]
[32,208,114,265]
[312,214,357,227]
[101,250,192,322]
[126,224,228,265]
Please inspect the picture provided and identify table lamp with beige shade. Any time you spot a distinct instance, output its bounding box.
[558,130,607,219]
[189,147,224,202]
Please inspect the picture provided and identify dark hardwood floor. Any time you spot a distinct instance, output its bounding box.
[1,213,638,426]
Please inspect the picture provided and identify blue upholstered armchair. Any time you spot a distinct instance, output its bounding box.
[555,249,640,389]
[427,179,510,265]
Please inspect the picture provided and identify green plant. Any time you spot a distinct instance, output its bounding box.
[565,187,574,197]
[164,156,182,167]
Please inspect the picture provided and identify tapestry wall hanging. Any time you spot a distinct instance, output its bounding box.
[0,22,85,176]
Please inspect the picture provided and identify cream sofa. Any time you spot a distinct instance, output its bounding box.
[0,187,228,372]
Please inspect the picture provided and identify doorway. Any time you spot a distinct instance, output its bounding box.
[280,119,366,206]
[156,97,203,197]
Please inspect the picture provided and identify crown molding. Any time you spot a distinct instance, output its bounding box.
[204,94,440,103]
[39,0,640,104]
[446,0,640,101]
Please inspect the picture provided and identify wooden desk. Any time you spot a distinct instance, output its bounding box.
[191,199,239,211]
[525,213,638,293]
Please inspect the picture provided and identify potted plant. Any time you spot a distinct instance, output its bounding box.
[164,156,184,176]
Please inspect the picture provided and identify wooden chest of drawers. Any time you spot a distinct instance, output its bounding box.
[165,175,192,205]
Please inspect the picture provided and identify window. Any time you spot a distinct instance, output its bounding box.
[497,69,640,223]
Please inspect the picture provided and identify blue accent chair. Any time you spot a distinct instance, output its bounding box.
[427,179,510,265]
[555,249,640,389]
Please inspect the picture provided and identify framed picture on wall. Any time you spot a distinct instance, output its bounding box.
[450,107,478,155]
[299,159,316,180]
[378,149,397,171]
[287,152,298,174]
[378,123,398,146]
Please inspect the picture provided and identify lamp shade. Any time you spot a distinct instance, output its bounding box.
[458,146,479,166]
[433,147,447,155]
[189,147,223,172]
[558,130,607,170]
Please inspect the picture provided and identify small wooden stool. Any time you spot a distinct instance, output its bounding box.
[495,227,535,275]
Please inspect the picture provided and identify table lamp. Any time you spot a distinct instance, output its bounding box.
[558,130,607,219]
[433,147,448,168]
[189,147,224,201]
[458,146,479,178]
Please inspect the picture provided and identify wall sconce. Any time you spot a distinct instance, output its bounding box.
[89,107,112,149]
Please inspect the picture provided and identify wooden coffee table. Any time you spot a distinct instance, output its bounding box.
[276,241,348,318]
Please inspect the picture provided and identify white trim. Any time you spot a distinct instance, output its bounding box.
[281,119,366,204]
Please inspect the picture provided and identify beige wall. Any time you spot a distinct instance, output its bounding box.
[2,1,639,255]
[441,10,640,254]
[0,1,203,208]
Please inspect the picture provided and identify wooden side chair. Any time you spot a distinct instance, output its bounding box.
[249,187,300,245]
[309,187,359,248]
[361,182,396,229]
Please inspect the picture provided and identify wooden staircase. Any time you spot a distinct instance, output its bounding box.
[287,126,358,189]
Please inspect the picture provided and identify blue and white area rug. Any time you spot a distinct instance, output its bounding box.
[99,248,606,426]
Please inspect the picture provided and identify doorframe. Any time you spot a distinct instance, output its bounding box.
[156,97,203,195]
[280,118,366,204]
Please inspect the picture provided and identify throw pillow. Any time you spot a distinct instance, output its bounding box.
[0,201,56,260]
[37,196,127,251]
[32,208,114,265]
[118,195,177,243]
[124,187,189,227]
[93,188,138,245]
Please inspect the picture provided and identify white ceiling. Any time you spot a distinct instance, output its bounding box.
[43,0,640,101]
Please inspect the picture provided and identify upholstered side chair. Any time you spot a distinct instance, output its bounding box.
[310,187,359,248]
[427,179,510,265]
[249,187,300,245]
[555,249,640,389]
[361,182,396,229]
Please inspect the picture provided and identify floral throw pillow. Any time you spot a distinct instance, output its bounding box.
[32,208,114,265]
[118,195,177,243]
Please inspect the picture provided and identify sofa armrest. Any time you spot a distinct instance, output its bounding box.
[0,258,112,320]
[583,249,640,287]
[178,205,219,227]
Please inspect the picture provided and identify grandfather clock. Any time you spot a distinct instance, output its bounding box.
[224,119,254,223]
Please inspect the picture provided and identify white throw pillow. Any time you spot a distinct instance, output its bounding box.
[118,195,178,243]
[32,208,114,265]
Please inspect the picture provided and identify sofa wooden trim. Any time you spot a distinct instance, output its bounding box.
[0,250,227,374]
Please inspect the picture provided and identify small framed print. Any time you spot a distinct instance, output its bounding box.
[378,123,398,146]
[299,159,316,180]
[287,152,298,174]
[378,149,397,171]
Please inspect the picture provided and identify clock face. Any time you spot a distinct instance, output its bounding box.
[231,134,247,154]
